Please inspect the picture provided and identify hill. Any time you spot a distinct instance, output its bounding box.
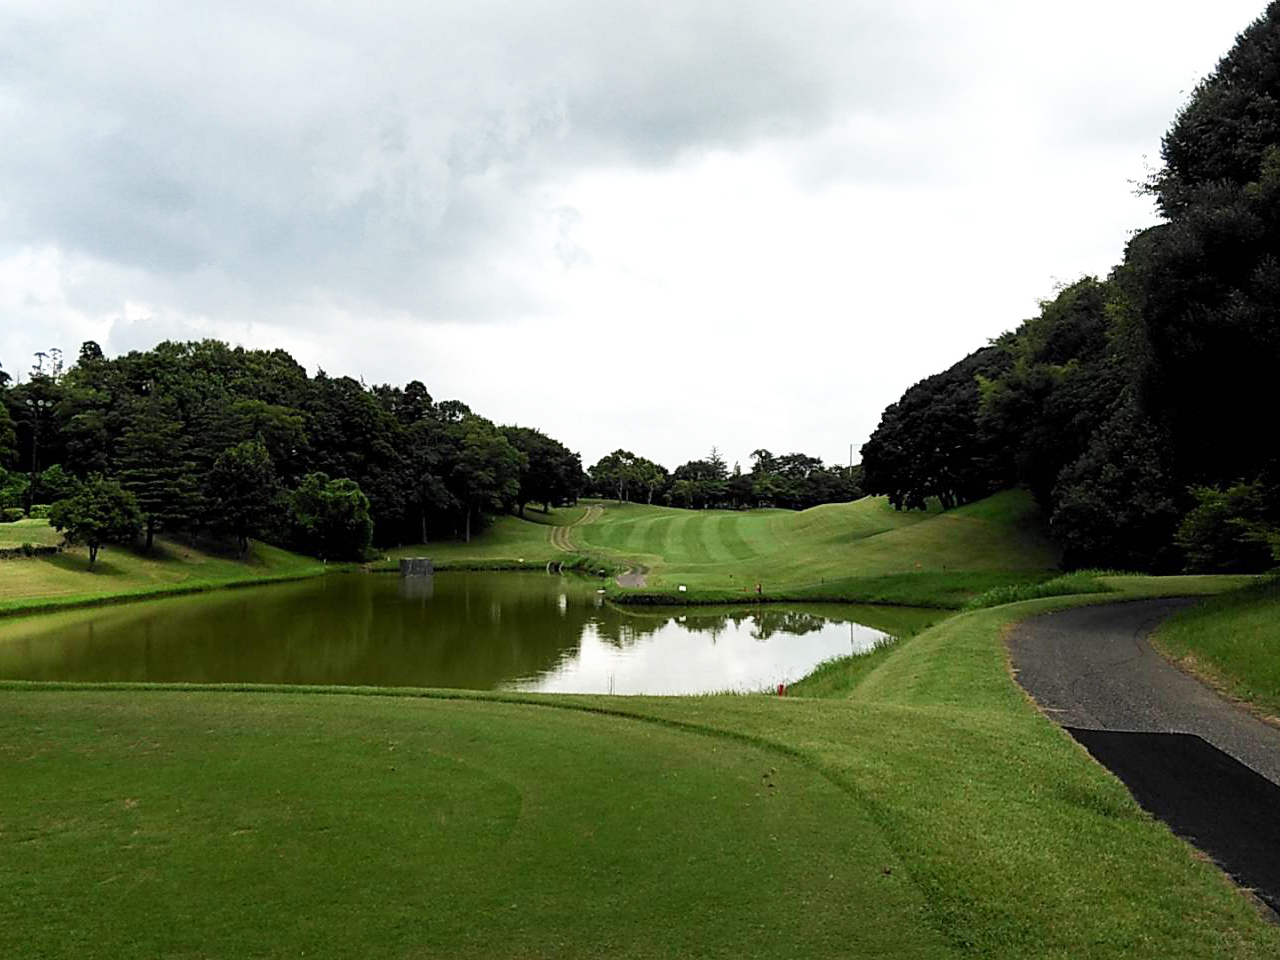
[387,489,1061,607]
[0,519,323,615]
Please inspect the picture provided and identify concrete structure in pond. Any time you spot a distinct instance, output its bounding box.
[399,557,434,577]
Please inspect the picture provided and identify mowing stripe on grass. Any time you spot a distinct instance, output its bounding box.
[641,515,673,560]
[675,513,714,565]
[713,513,757,562]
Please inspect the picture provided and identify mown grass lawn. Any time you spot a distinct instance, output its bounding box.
[592,490,1061,605]
[362,490,1062,606]
[2,690,946,959]
[1153,576,1280,719]
[0,518,64,548]
[4,575,1277,958]
[0,521,323,616]
[382,506,587,570]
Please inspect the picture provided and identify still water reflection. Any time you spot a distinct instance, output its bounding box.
[0,573,940,694]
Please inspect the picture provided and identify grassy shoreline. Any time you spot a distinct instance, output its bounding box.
[1152,576,1280,723]
[3,578,1277,957]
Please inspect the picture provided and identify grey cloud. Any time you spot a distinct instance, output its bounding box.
[0,1,983,322]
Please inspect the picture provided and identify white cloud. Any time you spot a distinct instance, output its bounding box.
[0,0,1267,466]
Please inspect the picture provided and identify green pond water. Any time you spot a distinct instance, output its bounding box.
[0,572,941,694]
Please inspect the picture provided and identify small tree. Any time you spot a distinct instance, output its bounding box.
[48,477,142,564]
[117,399,201,552]
[288,472,374,560]
[207,440,279,553]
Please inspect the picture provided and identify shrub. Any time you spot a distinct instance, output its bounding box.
[28,503,52,519]
[962,570,1118,610]
[1,507,24,523]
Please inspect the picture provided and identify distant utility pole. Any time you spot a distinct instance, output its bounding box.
[848,443,853,475]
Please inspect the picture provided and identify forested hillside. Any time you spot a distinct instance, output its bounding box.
[862,3,1280,572]
[0,341,584,558]
[0,341,863,561]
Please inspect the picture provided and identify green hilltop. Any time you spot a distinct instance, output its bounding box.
[390,488,1061,607]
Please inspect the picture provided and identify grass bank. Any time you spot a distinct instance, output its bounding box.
[380,490,1063,607]
[4,575,1277,957]
[1152,576,1280,721]
[0,520,324,618]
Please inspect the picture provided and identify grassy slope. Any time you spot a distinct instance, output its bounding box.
[5,576,1276,958]
[365,491,1058,605]
[0,690,949,959]
[1153,577,1280,720]
[590,490,1060,605]
[379,505,589,570]
[0,520,323,615]
[0,518,64,548]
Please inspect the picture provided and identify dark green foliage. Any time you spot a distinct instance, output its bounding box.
[1126,6,1280,492]
[208,440,280,553]
[1176,480,1278,572]
[502,426,585,515]
[1154,4,1280,216]
[1,507,23,523]
[287,473,374,560]
[977,279,1121,507]
[861,6,1280,570]
[1172,481,1274,570]
[861,346,1010,510]
[0,402,16,468]
[0,468,28,510]
[589,449,640,503]
[48,475,143,563]
[1050,406,1182,571]
[448,416,526,542]
[34,464,79,503]
[117,398,201,551]
[668,451,728,509]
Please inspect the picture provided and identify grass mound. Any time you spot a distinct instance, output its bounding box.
[1,689,949,959]
[961,569,1121,610]
[0,520,323,616]
[592,489,1060,605]
[1153,576,1280,718]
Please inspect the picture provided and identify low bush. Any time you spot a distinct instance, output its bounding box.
[28,503,52,519]
[1,507,24,523]
[962,570,1121,610]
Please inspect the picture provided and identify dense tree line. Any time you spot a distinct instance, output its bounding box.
[586,447,862,510]
[862,4,1280,572]
[0,341,585,560]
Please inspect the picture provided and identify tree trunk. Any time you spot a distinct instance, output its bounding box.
[421,511,428,545]
[145,517,155,553]
[464,506,472,543]
[88,542,99,564]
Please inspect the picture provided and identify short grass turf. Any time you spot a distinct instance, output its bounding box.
[1153,576,1280,720]
[0,518,64,548]
[4,576,1277,958]
[1,690,945,960]
[381,506,588,570]
[362,491,1058,605]
[0,521,323,615]
[589,490,1060,605]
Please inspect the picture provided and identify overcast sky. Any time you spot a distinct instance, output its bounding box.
[0,1,1266,471]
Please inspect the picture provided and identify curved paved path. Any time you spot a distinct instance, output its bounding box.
[1008,598,1280,784]
[1009,598,1280,913]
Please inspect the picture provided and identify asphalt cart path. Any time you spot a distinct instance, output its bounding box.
[1008,598,1280,913]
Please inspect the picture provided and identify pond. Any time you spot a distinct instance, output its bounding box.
[0,572,942,695]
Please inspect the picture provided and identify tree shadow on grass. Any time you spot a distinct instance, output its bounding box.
[43,552,126,577]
